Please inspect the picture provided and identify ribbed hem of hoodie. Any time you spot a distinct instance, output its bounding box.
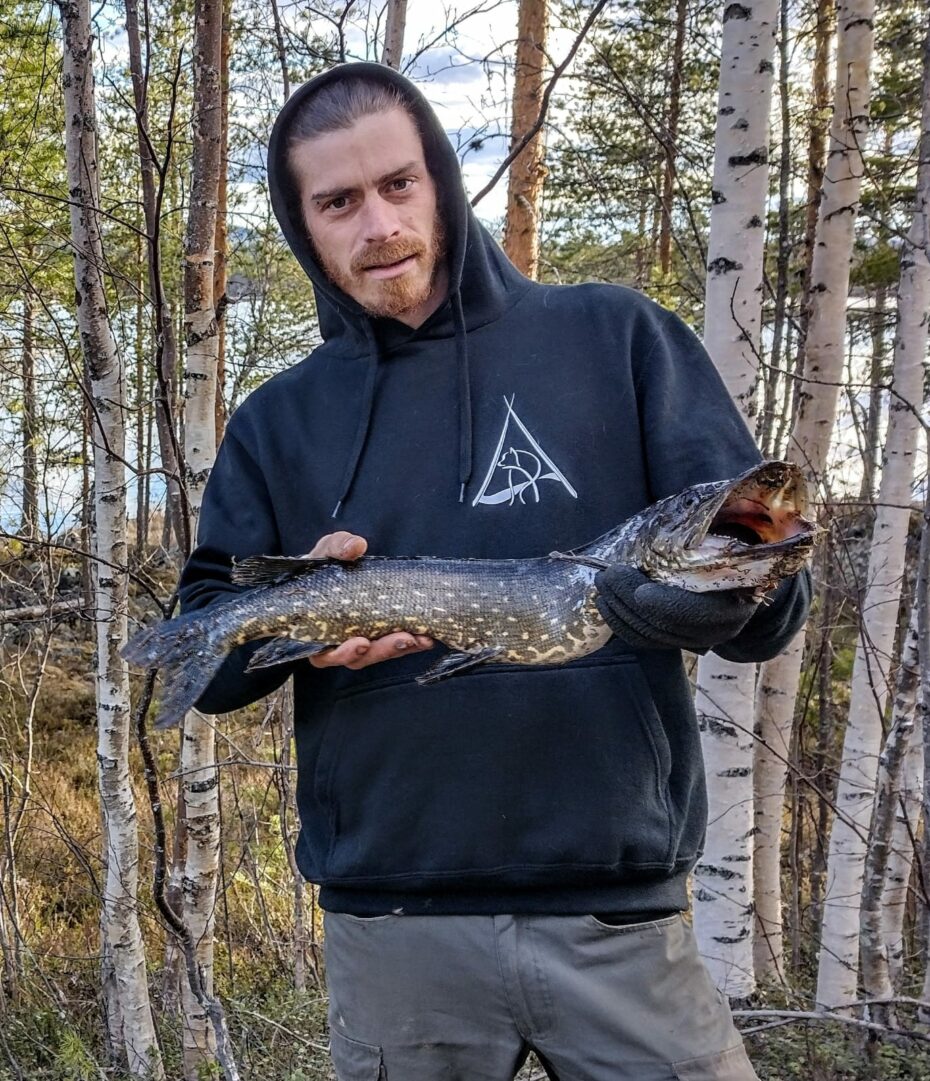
[317,869,692,916]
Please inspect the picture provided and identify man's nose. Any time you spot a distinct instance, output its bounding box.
[361,194,401,242]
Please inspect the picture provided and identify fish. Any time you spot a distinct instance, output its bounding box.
[123,460,815,729]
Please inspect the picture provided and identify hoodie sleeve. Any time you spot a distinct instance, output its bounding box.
[178,421,298,715]
[633,305,812,658]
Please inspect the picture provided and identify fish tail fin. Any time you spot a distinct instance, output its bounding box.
[123,615,225,729]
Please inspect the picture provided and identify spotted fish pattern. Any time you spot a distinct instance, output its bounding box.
[123,460,816,728]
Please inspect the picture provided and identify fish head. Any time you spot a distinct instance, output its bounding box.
[628,460,817,594]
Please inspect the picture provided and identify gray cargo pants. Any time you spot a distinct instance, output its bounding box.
[323,910,760,1081]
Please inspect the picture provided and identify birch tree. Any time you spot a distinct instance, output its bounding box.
[860,597,920,1026]
[752,0,875,984]
[380,0,407,68]
[57,0,163,1075]
[503,0,549,279]
[691,0,778,998]
[179,0,224,1072]
[816,3,926,1006]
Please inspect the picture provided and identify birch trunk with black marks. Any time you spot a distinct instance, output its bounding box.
[881,716,924,990]
[180,0,224,1073]
[691,0,777,998]
[502,0,548,280]
[753,0,874,988]
[921,502,930,1022]
[126,0,185,555]
[380,0,407,68]
[859,590,920,1027]
[817,5,924,1007]
[57,0,163,1075]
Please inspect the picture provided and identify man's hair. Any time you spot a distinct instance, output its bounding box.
[285,78,418,148]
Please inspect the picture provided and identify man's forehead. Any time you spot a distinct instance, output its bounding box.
[290,108,427,190]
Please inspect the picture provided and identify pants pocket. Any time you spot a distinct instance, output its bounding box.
[673,1043,759,1081]
[329,1028,385,1080]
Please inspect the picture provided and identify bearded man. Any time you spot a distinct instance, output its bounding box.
[178,63,810,1081]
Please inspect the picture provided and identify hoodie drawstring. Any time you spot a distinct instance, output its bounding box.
[331,292,474,517]
[453,289,473,503]
[331,321,380,518]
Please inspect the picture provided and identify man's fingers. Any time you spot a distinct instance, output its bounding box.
[309,637,370,668]
[308,632,434,669]
[306,531,368,560]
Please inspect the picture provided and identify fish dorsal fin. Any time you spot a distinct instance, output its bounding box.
[231,554,352,588]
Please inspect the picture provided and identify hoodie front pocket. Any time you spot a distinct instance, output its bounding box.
[313,656,677,884]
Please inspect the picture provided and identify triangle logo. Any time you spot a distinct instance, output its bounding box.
[472,396,578,507]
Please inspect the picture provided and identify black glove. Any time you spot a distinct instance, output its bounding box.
[594,564,759,653]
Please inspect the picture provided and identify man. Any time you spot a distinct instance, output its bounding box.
[180,63,811,1080]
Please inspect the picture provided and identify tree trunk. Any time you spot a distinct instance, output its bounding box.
[754,0,875,989]
[881,715,924,990]
[380,0,407,68]
[859,592,920,1028]
[691,0,778,998]
[658,0,687,278]
[125,0,187,557]
[180,0,224,1072]
[760,0,792,458]
[214,0,231,446]
[20,288,38,538]
[57,1,163,1075]
[502,0,549,280]
[859,286,887,506]
[796,0,834,372]
[817,0,923,1007]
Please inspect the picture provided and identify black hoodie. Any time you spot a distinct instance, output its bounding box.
[178,62,811,916]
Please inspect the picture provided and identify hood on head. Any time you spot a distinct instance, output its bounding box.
[266,61,526,347]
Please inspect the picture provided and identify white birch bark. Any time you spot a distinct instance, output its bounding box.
[816,5,925,1002]
[921,529,930,1022]
[57,1,163,1075]
[691,0,778,998]
[753,0,876,985]
[881,718,924,990]
[180,0,223,1073]
[859,599,920,1026]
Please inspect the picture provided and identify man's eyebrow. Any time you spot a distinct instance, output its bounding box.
[310,161,422,203]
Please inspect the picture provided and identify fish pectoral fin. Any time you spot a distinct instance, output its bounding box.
[547,550,611,571]
[416,646,505,686]
[231,554,352,587]
[245,637,333,671]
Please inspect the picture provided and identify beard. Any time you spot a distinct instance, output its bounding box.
[318,213,447,320]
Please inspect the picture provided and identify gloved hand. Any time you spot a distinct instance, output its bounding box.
[594,565,759,653]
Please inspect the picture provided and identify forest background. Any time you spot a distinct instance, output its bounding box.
[2,0,930,1077]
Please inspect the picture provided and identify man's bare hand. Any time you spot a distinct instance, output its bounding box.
[304,532,433,670]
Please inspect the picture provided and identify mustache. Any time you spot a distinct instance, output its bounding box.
[352,238,426,273]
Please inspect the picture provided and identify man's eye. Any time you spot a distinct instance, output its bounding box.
[328,196,348,211]
[390,178,411,192]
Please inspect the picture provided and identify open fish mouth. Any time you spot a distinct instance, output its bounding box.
[658,461,817,589]
[700,461,813,553]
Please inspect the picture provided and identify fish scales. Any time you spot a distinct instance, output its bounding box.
[226,557,612,665]
[122,460,818,728]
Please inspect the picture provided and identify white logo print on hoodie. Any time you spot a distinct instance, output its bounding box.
[472,396,578,507]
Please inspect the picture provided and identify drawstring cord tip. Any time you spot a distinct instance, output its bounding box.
[331,500,342,518]
[459,483,465,503]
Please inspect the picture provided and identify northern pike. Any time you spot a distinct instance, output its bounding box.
[124,460,815,729]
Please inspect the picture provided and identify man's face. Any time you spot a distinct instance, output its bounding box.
[291,107,448,327]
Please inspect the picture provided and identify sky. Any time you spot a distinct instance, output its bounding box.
[274,1,580,225]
